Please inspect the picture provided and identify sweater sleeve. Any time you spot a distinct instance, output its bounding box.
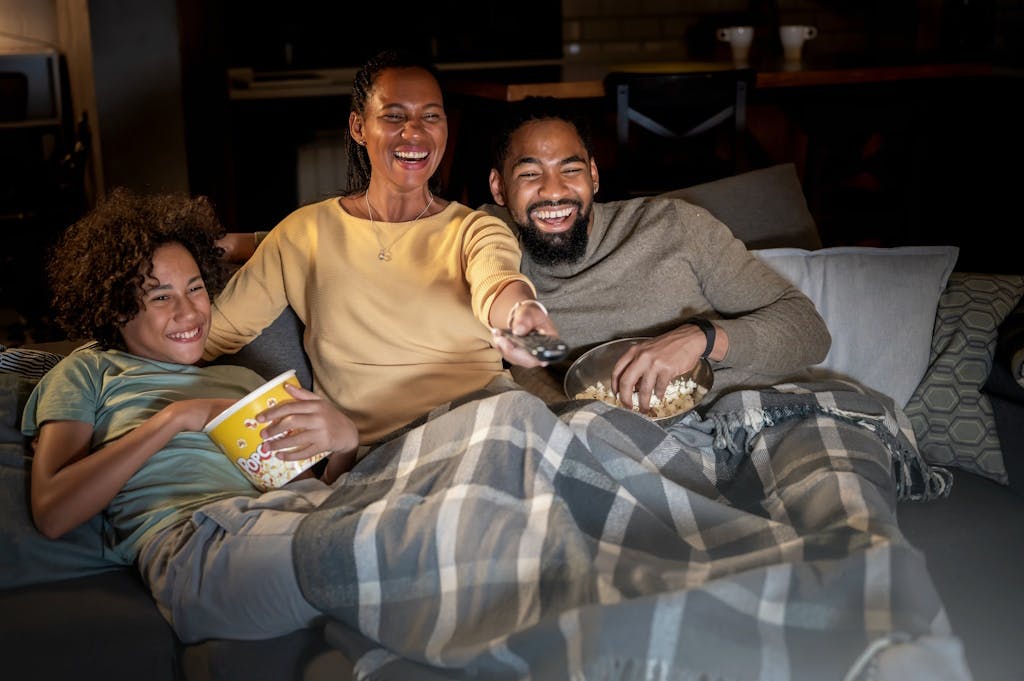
[203,215,309,361]
[678,203,831,375]
[461,209,535,325]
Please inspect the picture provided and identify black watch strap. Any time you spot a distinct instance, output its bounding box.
[684,317,716,359]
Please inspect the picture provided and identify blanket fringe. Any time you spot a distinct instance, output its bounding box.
[699,402,952,502]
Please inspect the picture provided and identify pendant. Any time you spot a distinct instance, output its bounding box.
[377,248,392,262]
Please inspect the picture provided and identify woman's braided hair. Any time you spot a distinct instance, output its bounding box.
[47,187,229,350]
[342,49,445,197]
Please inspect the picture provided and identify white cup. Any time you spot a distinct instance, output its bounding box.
[716,26,754,66]
[779,25,817,63]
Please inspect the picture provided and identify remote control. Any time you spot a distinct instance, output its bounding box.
[498,330,570,362]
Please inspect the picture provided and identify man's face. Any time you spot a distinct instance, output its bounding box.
[489,119,599,265]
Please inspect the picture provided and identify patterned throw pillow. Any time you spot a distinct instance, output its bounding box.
[904,273,1024,485]
[0,347,64,381]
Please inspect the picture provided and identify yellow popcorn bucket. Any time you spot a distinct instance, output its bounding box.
[203,369,330,492]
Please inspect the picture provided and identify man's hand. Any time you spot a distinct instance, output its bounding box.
[611,326,709,413]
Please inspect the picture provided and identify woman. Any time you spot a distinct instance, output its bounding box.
[205,50,557,458]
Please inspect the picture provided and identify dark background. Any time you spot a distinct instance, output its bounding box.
[222,1,563,71]
[1,0,1021,344]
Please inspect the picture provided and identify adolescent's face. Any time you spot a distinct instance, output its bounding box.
[488,118,598,265]
[350,66,447,193]
[120,242,211,365]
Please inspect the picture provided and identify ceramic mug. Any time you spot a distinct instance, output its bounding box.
[716,25,754,66]
[779,25,817,63]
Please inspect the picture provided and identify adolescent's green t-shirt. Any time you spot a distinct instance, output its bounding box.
[22,348,264,563]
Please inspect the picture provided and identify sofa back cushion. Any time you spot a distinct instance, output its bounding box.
[659,163,823,250]
[207,306,313,389]
[754,245,959,408]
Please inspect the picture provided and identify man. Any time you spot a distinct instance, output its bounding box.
[486,97,831,411]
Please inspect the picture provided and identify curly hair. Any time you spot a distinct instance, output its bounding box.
[47,188,230,350]
[341,48,444,197]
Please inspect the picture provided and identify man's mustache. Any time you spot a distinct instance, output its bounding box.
[526,200,582,214]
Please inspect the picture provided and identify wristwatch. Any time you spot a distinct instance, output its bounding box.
[683,317,716,359]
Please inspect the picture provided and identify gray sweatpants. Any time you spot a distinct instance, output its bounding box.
[138,478,333,643]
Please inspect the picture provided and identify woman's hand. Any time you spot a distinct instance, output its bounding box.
[492,328,552,368]
[492,294,562,368]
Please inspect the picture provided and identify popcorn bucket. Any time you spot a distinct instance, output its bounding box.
[203,369,330,491]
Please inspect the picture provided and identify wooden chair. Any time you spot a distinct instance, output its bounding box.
[603,67,756,198]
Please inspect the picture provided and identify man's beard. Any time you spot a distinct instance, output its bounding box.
[516,201,590,266]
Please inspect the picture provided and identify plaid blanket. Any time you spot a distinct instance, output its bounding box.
[294,381,970,680]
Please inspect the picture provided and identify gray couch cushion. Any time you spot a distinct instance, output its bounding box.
[209,306,313,389]
[181,629,352,681]
[1,570,178,681]
[898,470,1024,681]
[659,163,823,250]
[755,245,959,408]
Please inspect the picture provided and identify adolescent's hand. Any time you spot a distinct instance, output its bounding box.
[610,329,704,414]
[168,398,238,433]
[254,383,359,462]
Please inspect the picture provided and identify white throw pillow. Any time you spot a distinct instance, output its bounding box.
[754,245,960,407]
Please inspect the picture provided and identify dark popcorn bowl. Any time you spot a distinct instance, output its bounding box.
[563,337,714,420]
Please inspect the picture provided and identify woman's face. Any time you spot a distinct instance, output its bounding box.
[350,66,447,193]
[119,242,211,365]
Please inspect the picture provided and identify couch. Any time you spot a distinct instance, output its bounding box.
[2,163,1022,681]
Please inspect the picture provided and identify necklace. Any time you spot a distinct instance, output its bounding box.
[364,193,434,262]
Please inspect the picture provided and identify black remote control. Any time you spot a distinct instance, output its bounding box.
[499,330,570,362]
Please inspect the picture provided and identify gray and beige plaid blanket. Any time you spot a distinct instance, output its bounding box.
[294,381,970,680]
